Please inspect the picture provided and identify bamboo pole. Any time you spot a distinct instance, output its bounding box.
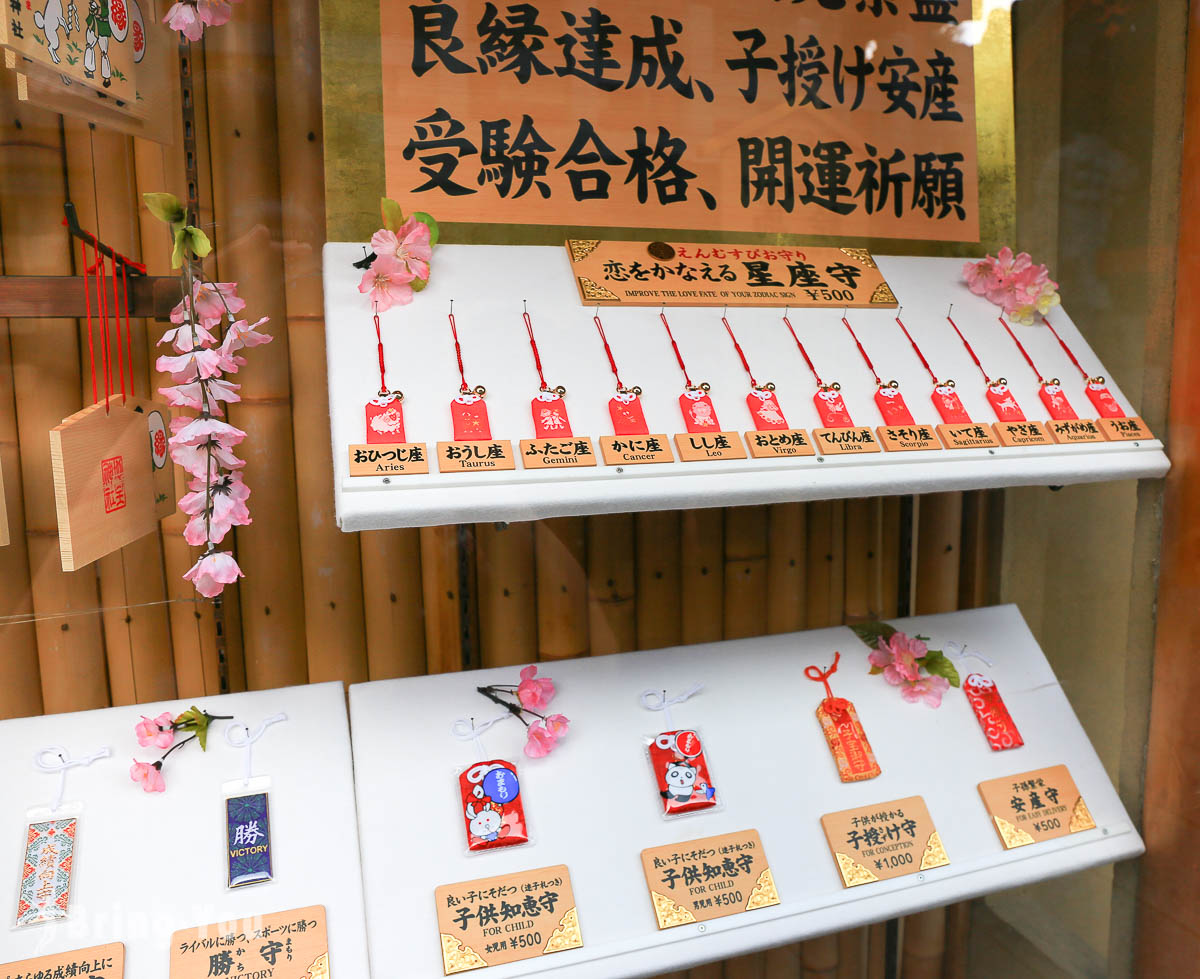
[805,501,846,629]
[723,954,765,979]
[723,506,768,639]
[64,118,176,707]
[836,926,866,979]
[535,517,588,659]
[899,908,945,979]
[843,498,873,622]
[763,944,800,978]
[421,525,465,674]
[586,513,636,655]
[636,511,682,649]
[880,498,902,618]
[272,0,367,686]
[801,934,839,978]
[360,529,427,678]
[766,502,806,633]
[476,521,537,666]
[957,490,993,610]
[206,1,308,689]
[689,964,723,979]
[866,923,887,979]
[0,85,108,713]
[681,508,723,644]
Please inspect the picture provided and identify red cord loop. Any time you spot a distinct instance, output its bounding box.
[946,314,991,384]
[783,315,825,388]
[895,315,939,386]
[448,310,470,393]
[722,316,758,388]
[998,316,1046,384]
[593,314,627,391]
[659,311,696,389]
[1040,315,1091,381]
[81,239,97,405]
[373,308,388,394]
[841,316,881,386]
[804,651,842,701]
[524,310,549,391]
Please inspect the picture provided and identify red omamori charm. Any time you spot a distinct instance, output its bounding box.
[806,652,881,783]
[459,759,529,853]
[963,673,1024,751]
[648,729,718,816]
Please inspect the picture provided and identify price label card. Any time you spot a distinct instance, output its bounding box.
[820,795,949,888]
[640,829,780,930]
[978,764,1096,849]
[435,864,582,974]
[877,425,942,452]
[812,427,882,455]
[3,942,124,978]
[993,421,1053,447]
[1045,419,1106,444]
[348,442,430,476]
[936,422,1000,450]
[169,906,328,978]
[1099,416,1152,441]
[745,429,815,458]
[437,440,517,473]
[520,437,599,469]
[674,431,748,462]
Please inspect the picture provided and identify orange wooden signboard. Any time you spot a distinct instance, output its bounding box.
[3,941,124,977]
[170,906,329,978]
[49,396,175,572]
[382,1,978,240]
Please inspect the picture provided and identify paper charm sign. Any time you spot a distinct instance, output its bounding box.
[2,942,124,978]
[640,829,780,929]
[568,240,897,308]
[820,795,949,888]
[435,864,583,974]
[49,396,175,572]
[169,905,329,978]
[978,765,1096,849]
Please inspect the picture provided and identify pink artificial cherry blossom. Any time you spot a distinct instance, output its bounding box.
[358,255,415,311]
[524,720,559,758]
[900,675,950,708]
[161,377,241,413]
[163,1,203,40]
[156,347,237,383]
[517,665,555,710]
[196,0,234,26]
[170,280,245,328]
[158,321,217,353]
[387,217,433,280]
[130,760,167,793]
[169,417,247,478]
[180,472,252,546]
[221,316,272,354]
[135,712,176,749]
[184,551,244,599]
[868,631,928,686]
[544,713,570,738]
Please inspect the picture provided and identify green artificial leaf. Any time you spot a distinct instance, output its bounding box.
[868,665,884,675]
[380,196,404,232]
[848,619,896,650]
[186,226,212,259]
[144,192,185,226]
[411,274,429,293]
[174,705,213,750]
[171,227,187,268]
[413,211,440,247]
[921,649,960,688]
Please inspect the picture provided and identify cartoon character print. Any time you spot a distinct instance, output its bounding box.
[366,392,405,443]
[814,386,854,428]
[649,730,718,816]
[747,389,789,431]
[531,390,573,438]
[459,760,528,852]
[680,389,720,433]
[985,381,1025,422]
[451,391,492,441]
[1085,378,1125,419]
[1037,381,1077,421]
[34,0,77,64]
[931,381,971,424]
[609,390,649,436]
[874,383,915,426]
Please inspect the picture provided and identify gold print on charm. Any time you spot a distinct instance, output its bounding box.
[836,851,880,887]
[542,906,584,953]
[1069,797,1096,833]
[745,868,781,910]
[920,831,950,870]
[652,890,698,928]
[440,933,488,974]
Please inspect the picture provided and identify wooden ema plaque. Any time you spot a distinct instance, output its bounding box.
[821,796,949,888]
[936,422,1001,449]
[437,440,517,473]
[599,434,675,466]
[876,425,942,452]
[745,429,816,459]
[349,442,431,476]
[674,431,747,462]
[812,427,882,455]
[3,942,124,977]
[1045,418,1106,444]
[978,764,1096,849]
[435,864,582,974]
[519,436,599,469]
[992,421,1054,447]
[1099,416,1153,441]
[170,905,328,978]
[49,397,175,572]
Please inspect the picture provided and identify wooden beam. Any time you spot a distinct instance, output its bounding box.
[0,274,179,319]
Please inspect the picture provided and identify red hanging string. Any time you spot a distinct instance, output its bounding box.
[121,263,133,397]
[111,251,126,404]
[840,315,881,385]
[593,314,626,391]
[658,311,694,388]
[81,239,97,405]
[895,314,939,385]
[783,315,825,388]
[373,307,388,394]
[448,307,470,392]
[95,245,111,411]
[946,313,991,384]
[721,315,758,388]
[804,651,842,702]
[523,309,549,391]
[1040,315,1090,381]
[998,315,1046,383]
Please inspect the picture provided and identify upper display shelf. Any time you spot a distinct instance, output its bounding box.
[322,245,1168,532]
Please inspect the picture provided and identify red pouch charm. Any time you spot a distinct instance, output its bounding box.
[532,391,572,438]
[986,382,1025,422]
[874,384,915,426]
[814,387,854,428]
[963,673,1024,751]
[806,653,881,782]
[932,383,971,424]
[680,390,720,432]
[451,392,492,441]
[459,759,530,852]
[1085,380,1125,418]
[610,391,649,436]
[747,389,789,430]
[648,729,718,816]
[365,392,405,443]
[1038,382,1077,421]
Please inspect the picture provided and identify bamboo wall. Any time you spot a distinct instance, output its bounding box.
[0,5,999,978]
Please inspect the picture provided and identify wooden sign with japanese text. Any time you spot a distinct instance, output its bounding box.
[675,431,747,462]
[435,864,583,973]
[383,1,978,240]
[49,396,175,572]
[978,765,1096,849]
[3,942,124,978]
[1046,418,1105,445]
[640,829,780,929]
[993,420,1053,448]
[599,433,675,466]
[1099,416,1153,442]
[349,442,431,476]
[437,439,517,473]
[568,240,898,307]
[936,422,1000,450]
[169,905,328,978]
[745,428,815,459]
[821,795,948,888]
[877,424,942,452]
[812,426,882,455]
[520,436,599,468]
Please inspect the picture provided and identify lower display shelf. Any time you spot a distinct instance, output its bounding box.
[349,604,1142,978]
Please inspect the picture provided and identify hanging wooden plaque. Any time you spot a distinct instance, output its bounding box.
[49,395,175,571]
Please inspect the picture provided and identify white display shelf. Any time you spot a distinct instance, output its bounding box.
[323,245,1168,531]
[348,604,1142,978]
[0,682,370,978]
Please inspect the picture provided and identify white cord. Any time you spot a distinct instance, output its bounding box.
[451,713,511,762]
[946,640,994,669]
[224,713,288,787]
[640,683,704,730]
[33,745,110,813]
